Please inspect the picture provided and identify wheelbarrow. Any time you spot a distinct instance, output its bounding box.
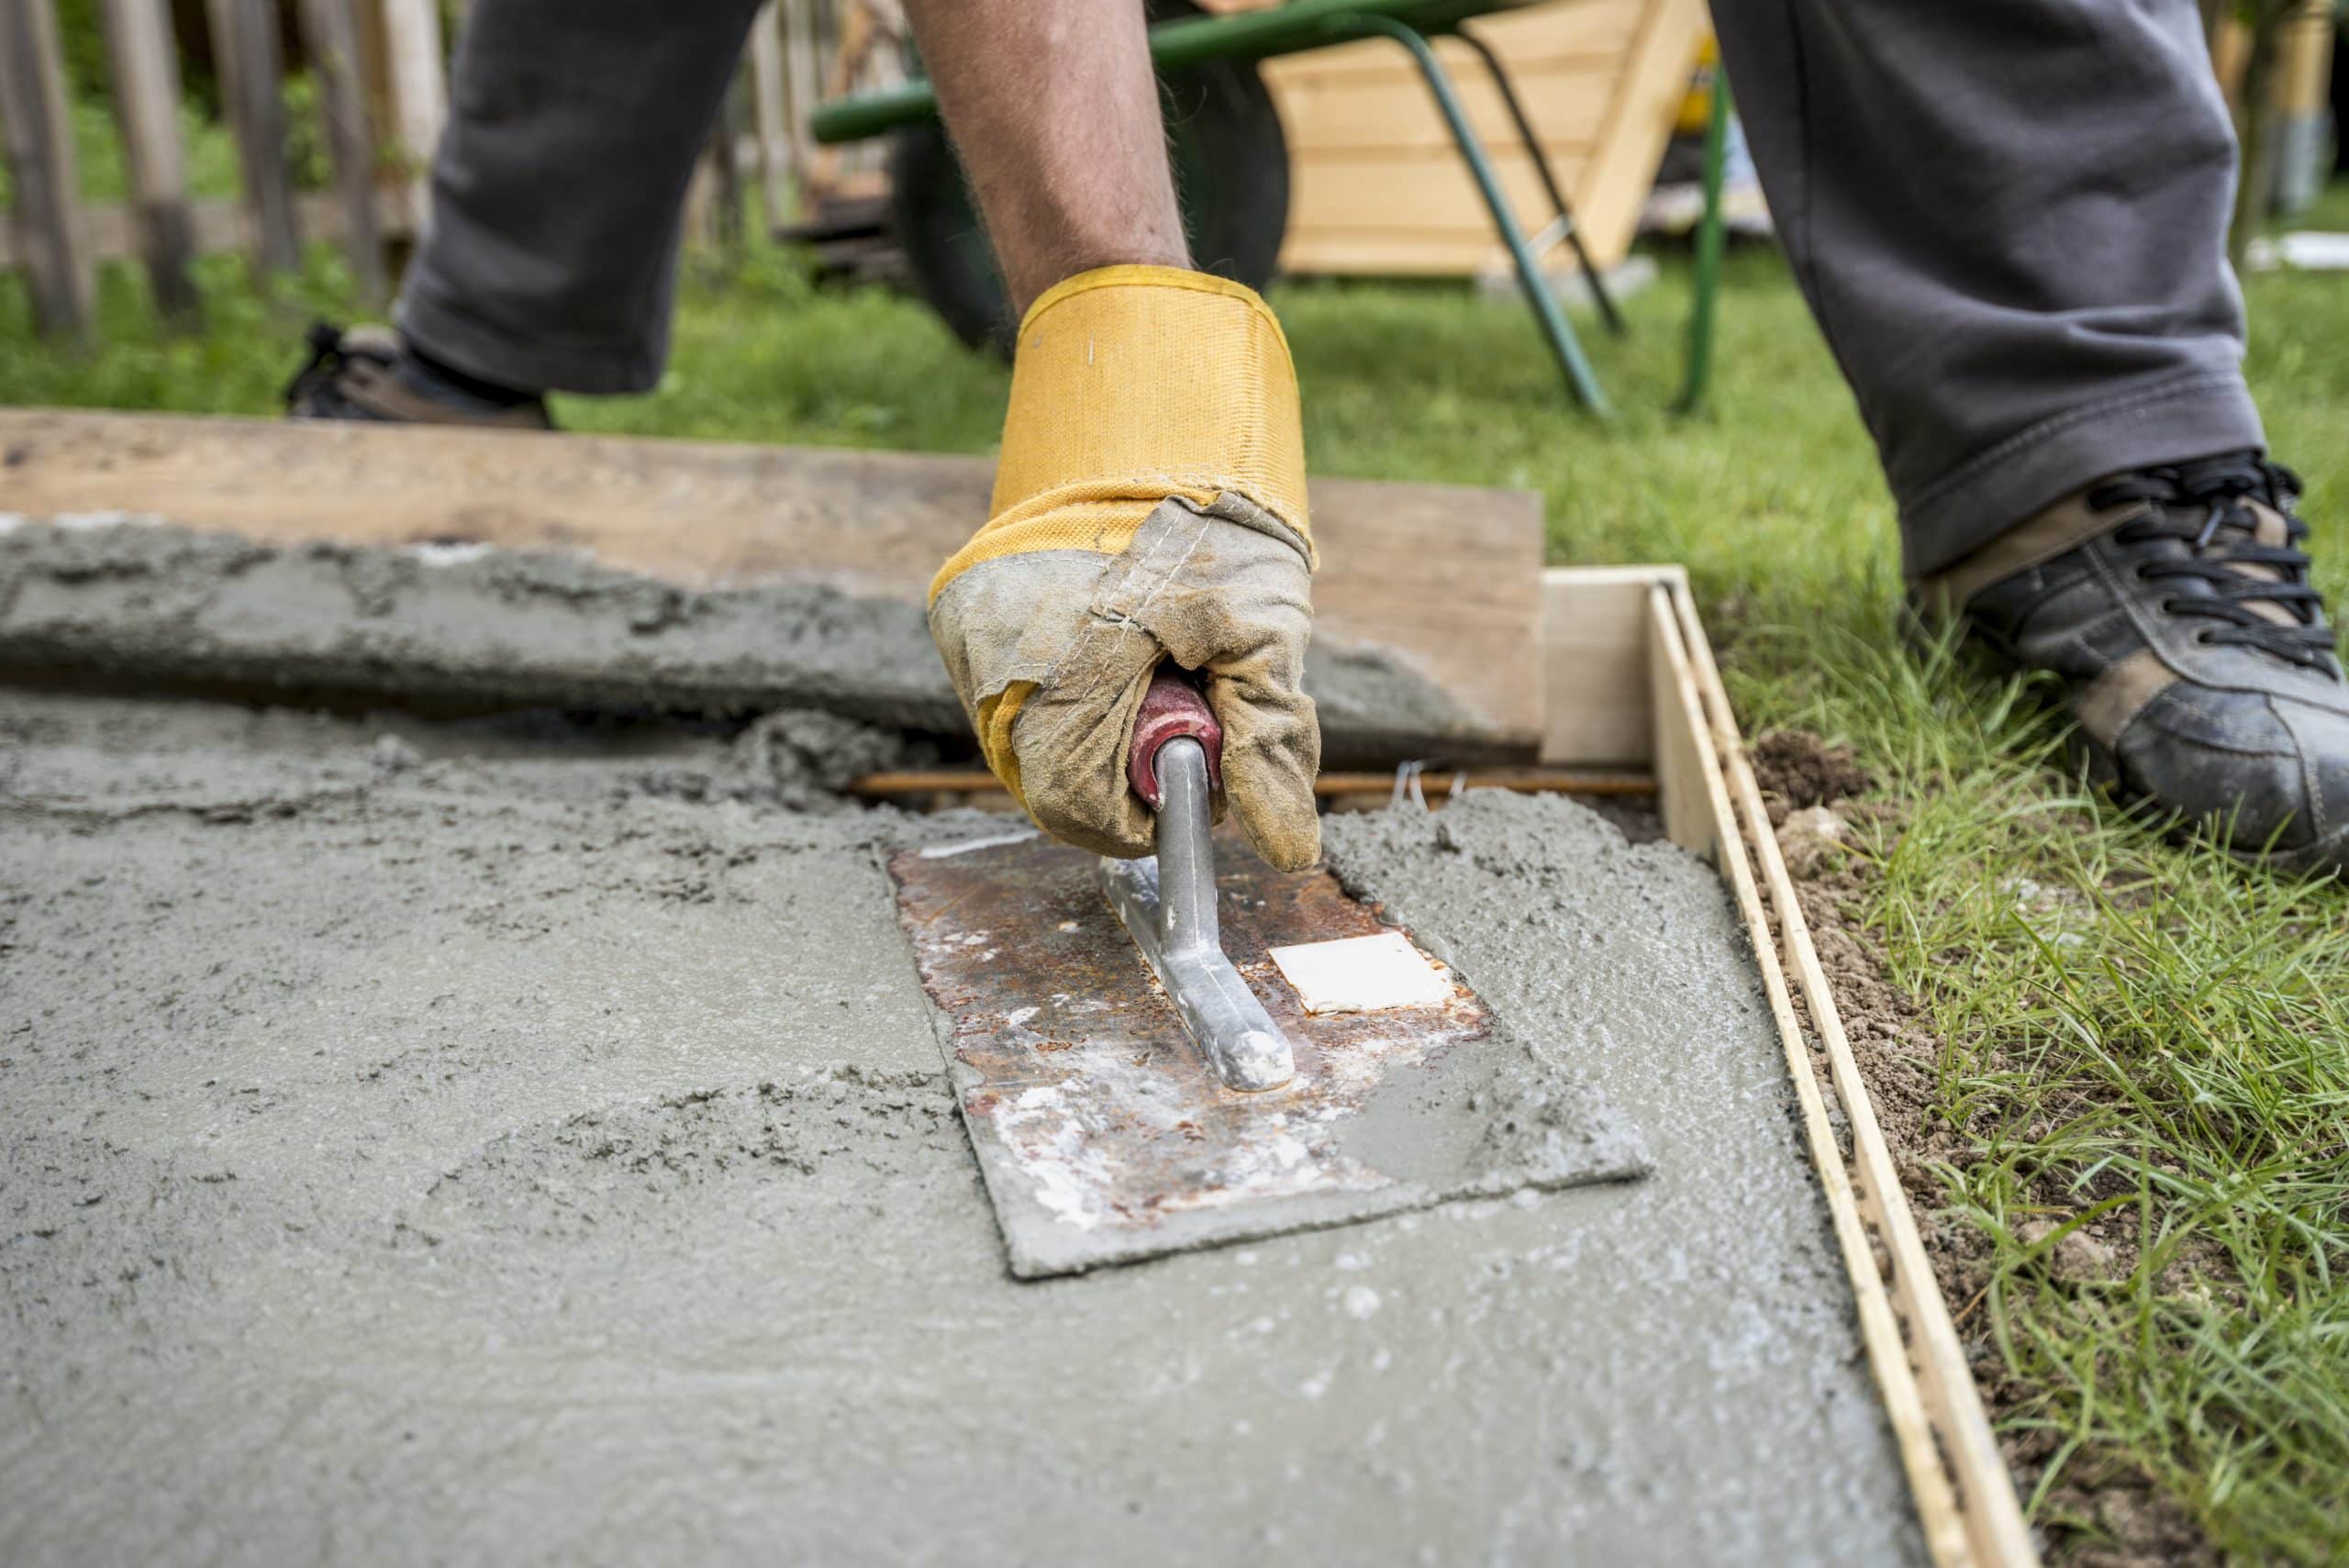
[807,0,1736,415]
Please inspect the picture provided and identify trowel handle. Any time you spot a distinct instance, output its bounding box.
[1128,664,1223,810]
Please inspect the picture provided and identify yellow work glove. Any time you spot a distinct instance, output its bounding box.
[928,266,1320,870]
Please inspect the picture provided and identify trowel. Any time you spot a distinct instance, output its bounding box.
[887,666,1647,1279]
[1099,668,1298,1095]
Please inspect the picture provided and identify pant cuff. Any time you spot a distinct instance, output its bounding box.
[1897,371,2266,579]
[395,285,664,398]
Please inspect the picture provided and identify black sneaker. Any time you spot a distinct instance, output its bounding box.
[284,322,553,429]
[1923,453,2346,875]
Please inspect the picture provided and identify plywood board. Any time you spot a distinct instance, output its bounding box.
[0,408,1545,754]
[1208,0,1709,276]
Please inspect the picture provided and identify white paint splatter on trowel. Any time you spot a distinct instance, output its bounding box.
[1269,931,1454,1015]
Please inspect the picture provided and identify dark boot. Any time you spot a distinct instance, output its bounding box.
[1922,453,2347,875]
[283,323,554,429]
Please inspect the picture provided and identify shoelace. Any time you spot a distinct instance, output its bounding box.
[2088,454,2337,671]
[281,320,370,406]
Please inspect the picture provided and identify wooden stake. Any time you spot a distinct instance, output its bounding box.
[205,0,302,277]
[99,0,202,324]
[0,0,94,338]
[298,0,387,304]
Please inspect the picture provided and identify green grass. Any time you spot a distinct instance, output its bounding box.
[5,187,2349,1564]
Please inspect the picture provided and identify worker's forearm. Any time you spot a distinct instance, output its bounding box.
[898,0,1188,314]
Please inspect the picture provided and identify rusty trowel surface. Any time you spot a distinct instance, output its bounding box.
[888,826,1648,1278]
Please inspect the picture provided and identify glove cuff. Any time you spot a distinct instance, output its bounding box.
[938,266,1308,603]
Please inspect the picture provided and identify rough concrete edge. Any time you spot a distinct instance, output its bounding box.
[0,516,1528,762]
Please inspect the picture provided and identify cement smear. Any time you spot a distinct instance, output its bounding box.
[0,518,1484,759]
[0,689,1925,1566]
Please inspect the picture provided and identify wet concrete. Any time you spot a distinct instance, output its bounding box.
[0,688,1925,1565]
[0,517,1488,761]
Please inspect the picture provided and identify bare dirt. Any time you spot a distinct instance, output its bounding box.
[1750,728,2218,1568]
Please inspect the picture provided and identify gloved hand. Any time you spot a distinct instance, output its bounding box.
[928,266,1320,870]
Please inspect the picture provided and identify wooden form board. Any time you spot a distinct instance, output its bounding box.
[1230,0,1709,276]
[0,408,1545,751]
[1603,566,2042,1568]
[1539,562,1670,765]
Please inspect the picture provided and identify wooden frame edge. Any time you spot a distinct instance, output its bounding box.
[1658,580,2041,1568]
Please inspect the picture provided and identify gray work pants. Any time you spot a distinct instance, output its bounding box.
[397,0,2266,576]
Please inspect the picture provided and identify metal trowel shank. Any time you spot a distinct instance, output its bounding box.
[1101,671,1297,1094]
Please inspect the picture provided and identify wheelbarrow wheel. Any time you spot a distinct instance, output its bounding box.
[887,0,1290,356]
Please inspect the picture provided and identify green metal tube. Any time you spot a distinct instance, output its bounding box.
[1674,71,1731,416]
[1349,15,1609,416]
[808,0,1526,145]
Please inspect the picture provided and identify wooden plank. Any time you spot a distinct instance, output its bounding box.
[1670,588,2039,1568]
[1282,159,1596,279]
[97,0,201,323]
[1244,0,1700,277]
[1653,582,1991,1568]
[1243,0,1646,85]
[377,0,447,228]
[0,0,94,337]
[1644,584,1717,863]
[1278,222,1586,278]
[205,0,301,276]
[0,184,416,269]
[0,409,1547,754]
[749,0,793,223]
[1566,0,1704,274]
[1287,146,1596,236]
[1541,565,1672,764]
[298,0,387,303]
[1274,58,1613,155]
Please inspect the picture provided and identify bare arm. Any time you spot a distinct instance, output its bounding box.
[897,0,1188,313]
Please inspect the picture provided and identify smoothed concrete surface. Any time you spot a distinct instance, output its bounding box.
[0,690,1925,1566]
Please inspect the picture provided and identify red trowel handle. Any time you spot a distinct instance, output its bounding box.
[1128,664,1223,810]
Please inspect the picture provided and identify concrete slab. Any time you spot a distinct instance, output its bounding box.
[0,688,1927,1566]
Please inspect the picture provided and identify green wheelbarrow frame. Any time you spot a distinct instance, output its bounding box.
[807,0,1734,417]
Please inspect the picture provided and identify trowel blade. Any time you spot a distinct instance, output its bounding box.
[886,825,1642,1279]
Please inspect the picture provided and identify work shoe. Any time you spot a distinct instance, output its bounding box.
[1920,452,2347,875]
[283,322,553,428]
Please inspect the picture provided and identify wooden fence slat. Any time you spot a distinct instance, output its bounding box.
[378,0,445,228]
[98,0,201,323]
[296,0,386,304]
[781,0,821,183]
[707,72,747,251]
[205,0,301,276]
[749,0,792,224]
[0,0,94,337]
[0,184,415,270]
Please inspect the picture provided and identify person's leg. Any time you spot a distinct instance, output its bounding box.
[1711,0,2261,577]
[396,0,768,395]
[1716,0,2347,873]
